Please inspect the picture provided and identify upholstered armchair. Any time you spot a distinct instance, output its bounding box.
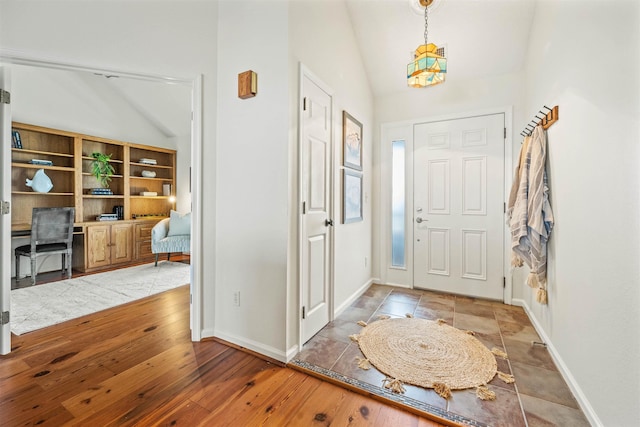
[151,211,191,266]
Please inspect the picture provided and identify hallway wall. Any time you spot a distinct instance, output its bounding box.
[519,1,640,425]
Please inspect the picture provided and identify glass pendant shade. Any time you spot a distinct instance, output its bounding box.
[407,43,447,88]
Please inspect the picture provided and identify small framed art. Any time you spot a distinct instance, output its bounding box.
[343,168,363,224]
[343,111,362,171]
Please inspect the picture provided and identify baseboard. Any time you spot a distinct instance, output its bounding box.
[512,299,603,427]
[212,330,288,363]
[333,277,374,318]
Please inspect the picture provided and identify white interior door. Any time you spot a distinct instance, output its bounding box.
[300,70,333,343]
[0,66,12,354]
[413,114,505,300]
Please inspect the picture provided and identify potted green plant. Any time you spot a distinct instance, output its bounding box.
[90,152,115,188]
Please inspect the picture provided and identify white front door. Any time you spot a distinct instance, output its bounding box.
[413,114,505,300]
[300,70,333,343]
[0,66,12,354]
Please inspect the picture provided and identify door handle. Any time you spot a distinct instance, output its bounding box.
[325,219,334,227]
[416,217,427,223]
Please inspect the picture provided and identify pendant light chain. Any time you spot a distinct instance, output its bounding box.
[424,3,429,46]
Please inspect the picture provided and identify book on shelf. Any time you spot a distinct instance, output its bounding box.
[139,191,158,197]
[89,188,114,195]
[96,213,119,221]
[12,130,22,148]
[139,158,157,165]
[29,159,53,166]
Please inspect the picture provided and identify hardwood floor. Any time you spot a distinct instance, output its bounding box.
[1,284,446,426]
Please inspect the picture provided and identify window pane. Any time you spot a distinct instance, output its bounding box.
[391,140,405,267]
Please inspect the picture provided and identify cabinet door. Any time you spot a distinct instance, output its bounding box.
[87,225,111,269]
[111,223,133,264]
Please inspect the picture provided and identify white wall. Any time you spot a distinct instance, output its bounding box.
[0,0,218,337]
[288,0,375,350]
[214,1,290,358]
[519,1,640,425]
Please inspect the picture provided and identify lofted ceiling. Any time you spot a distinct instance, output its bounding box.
[345,0,537,97]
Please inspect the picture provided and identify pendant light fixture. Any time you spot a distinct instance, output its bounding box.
[407,0,447,88]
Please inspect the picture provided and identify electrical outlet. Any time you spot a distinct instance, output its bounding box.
[233,291,240,307]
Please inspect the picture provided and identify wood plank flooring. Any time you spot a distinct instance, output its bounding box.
[1,284,445,426]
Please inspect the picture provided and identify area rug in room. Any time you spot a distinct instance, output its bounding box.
[10,261,190,335]
[351,317,513,400]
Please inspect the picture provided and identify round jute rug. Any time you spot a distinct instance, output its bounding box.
[357,317,497,392]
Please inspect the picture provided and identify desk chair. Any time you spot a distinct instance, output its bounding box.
[15,207,75,286]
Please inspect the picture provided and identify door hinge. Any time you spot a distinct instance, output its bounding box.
[302,201,306,214]
[504,202,506,213]
[0,311,9,325]
[504,127,507,139]
[0,89,10,105]
[1,201,10,215]
[503,277,506,288]
[302,306,306,319]
[303,97,307,111]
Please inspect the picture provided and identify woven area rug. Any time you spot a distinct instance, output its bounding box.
[353,317,512,400]
[10,261,190,335]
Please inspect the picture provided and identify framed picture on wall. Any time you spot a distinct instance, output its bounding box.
[343,168,363,224]
[343,110,363,171]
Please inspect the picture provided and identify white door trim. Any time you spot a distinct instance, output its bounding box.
[380,106,513,303]
[0,51,205,340]
[297,63,335,351]
[0,66,11,354]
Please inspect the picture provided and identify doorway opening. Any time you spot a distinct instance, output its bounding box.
[0,55,203,351]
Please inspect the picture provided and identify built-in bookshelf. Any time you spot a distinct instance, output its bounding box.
[11,122,177,272]
[11,122,176,228]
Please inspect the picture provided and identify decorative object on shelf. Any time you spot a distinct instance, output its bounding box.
[238,70,258,99]
[141,170,157,178]
[139,158,157,165]
[90,152,115,188]
[162,183,172,197]
[343,169,363,224]
[407,0,447,88]
[343,111,363,171]
[140,191,158,197]
[25,168,53,193]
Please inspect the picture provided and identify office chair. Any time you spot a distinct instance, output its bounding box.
[15,207,75,286]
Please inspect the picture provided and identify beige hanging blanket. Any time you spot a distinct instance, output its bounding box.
[506,125,554,304]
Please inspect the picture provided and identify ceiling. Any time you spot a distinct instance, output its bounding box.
[345,0,537,97]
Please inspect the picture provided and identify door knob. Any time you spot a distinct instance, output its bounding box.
[416,217,427,223]
[325,219,334,227]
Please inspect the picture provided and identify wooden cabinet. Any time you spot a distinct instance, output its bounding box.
[86,223,133,270]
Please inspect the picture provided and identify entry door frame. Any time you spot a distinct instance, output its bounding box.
[0,52,204,344]
[297,63,335,349]
[379,106,513,303]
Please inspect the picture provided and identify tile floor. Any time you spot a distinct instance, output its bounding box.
[293,284,590,427]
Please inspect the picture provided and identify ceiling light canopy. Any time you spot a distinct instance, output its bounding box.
[407,0,447,88]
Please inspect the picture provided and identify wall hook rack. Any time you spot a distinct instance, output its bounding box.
[520,105,559,137]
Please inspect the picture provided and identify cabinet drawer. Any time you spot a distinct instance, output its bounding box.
[137,241,153,259]
[136,224,154,240]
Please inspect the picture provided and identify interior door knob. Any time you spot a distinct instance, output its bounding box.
[325,219,334,227]
[416,217,427,223]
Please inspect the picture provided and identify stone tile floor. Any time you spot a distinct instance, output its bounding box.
[294,284,590,427]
